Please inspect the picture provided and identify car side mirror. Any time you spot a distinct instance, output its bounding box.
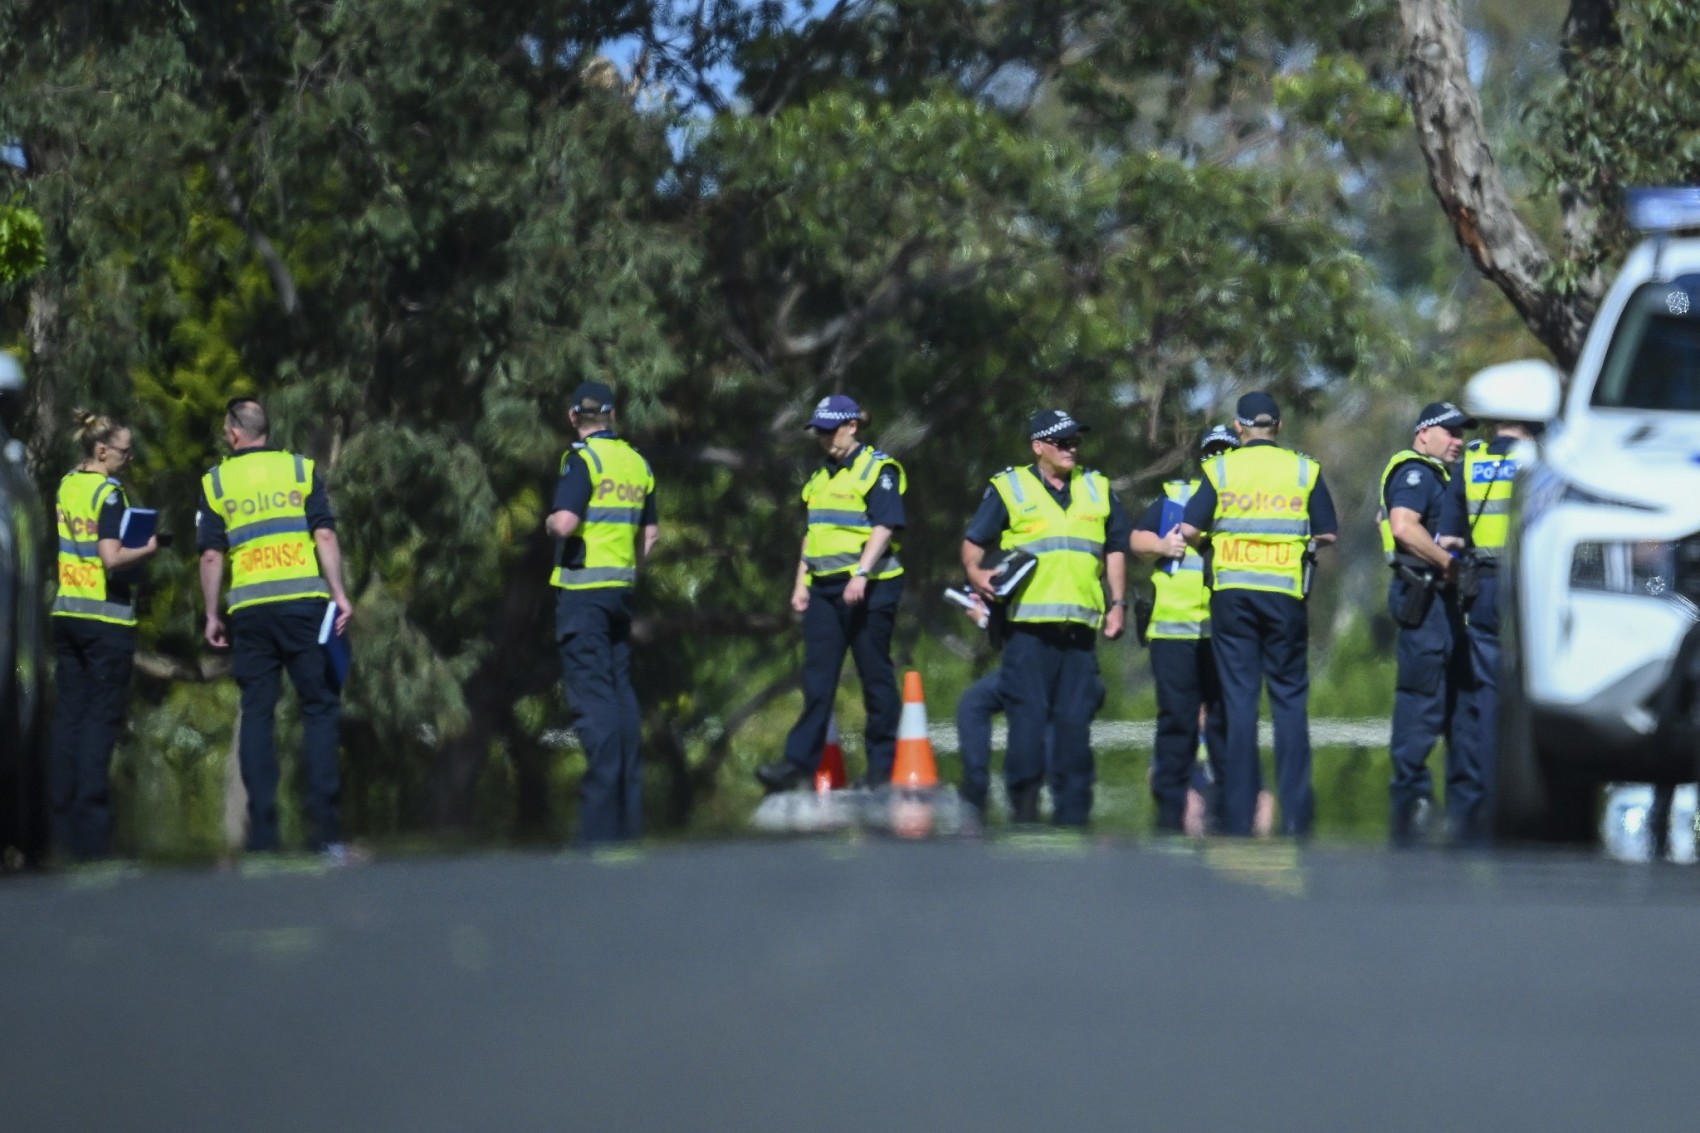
[1461,359,1563,425]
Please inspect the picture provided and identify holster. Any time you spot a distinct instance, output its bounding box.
[1393,564,1437,629]
[1133,597,1154,647]
[1455,553,1483,604]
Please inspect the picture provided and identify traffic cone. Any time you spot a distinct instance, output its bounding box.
[890,670,939,789]
[815,713,848,793]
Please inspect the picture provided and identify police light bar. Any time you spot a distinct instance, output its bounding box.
[1626,188,1700,234]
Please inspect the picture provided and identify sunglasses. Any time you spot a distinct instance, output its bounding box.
[1042,435,1081,450]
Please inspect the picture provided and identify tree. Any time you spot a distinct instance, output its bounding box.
[1399,0,1700,372]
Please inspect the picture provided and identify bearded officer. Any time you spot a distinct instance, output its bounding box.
[200,398,354,856]
[1379,401,1475,844]
[546,380,660,843]
[1180,392,1338,837]
[961,409,1129,826]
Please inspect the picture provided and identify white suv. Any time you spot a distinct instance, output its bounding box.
[1489,189,1700,840]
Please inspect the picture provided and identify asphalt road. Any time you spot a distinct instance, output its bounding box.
[3,838,1698,1132]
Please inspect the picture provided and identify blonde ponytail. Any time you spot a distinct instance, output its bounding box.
[70,407,123,458]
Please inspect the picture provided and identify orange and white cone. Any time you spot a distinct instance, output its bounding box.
[890,671,939,789]
[815,714,848,793]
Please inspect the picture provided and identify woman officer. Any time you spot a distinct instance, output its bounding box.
[756,395,907,791]
[49,409,158,859]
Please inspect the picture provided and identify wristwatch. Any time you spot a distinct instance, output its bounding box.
[1109,598,1129,608]
[853,566,870,578]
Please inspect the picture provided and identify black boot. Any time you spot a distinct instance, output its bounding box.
[1009,782,1042,824]
[755,761,810,794]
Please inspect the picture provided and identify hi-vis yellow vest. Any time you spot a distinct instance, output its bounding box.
[52,470,134,626]
[202,451,330,612]
[1204,445,1316,597]
[991,465,1110,628]
[1377,449,1450,565]
[1150,479,1211,640]
[1461,440,1515,555]
[801,445,905,583]
[552,436,655,590]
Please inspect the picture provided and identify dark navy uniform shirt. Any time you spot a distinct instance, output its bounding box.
[196,446,335,553]
[1383,454,1457,542]
[1180,440,1339,536]
[964,464,1133,552]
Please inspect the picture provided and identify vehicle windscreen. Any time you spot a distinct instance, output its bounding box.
[1591,275,1700,409]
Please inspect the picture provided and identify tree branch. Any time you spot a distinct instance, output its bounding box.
[1397,0,1592,371]
[214,159,301,318]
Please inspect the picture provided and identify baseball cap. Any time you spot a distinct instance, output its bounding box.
[1029,408,1090,441]
[806,393,863,430]
[1414,401,1476,433]
[571,380,616,414]
[1235,391,1280,427]
[1199,424,1239,453]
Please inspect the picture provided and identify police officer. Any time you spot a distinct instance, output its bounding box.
[200,398,353,855]
[546,380,659,843]
[1181,392,1338,836]
[1129,424,1236,833]
[1452,383,1539,844]
[1379,400,1474,844]
[757,395,906,792]
[49,409,160,859]
[961,409,1129,825]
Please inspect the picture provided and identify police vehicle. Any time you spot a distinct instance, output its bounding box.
[1490,188,1700,841]
[0,351,48,864]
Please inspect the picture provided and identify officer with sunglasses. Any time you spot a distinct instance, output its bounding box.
[961,409,1130,825]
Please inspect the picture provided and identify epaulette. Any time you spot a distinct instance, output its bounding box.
[1291,449,1319,464]
[1465,438,1485,451]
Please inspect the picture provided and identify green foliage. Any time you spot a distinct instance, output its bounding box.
[0,200,46,284]
[1532,0,1700,290]
[0,0,1566,851]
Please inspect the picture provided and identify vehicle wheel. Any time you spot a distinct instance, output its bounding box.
[1493,622,1598,844]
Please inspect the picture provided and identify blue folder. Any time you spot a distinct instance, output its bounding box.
[319,601,351,690]
[1159,498,1186,575]
[118,507,157,548]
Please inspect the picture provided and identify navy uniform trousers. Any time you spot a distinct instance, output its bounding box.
[781,577,901,785]
[559,589,643,843]
[1149,637,1228,832]
[956,670,1069,814]
[1386,572,1479,842]
[231,599,343,852]
[999,622,1102,826]
[1210,589,1315,836]
[49,618,135,859]
[1456,565,1500,843]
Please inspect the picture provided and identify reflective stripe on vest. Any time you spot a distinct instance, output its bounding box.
[991,465,1109,628]
[800,445,906,582]
[1376,449,1451,565]
[203,451,330,612]
[1462,441,1517,553]
[552,436,655,591]
[1206,447,1315,597]
[51,470,135,626]
[1150,479,1211,640]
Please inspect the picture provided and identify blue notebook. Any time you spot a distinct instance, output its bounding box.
[119,507,157,548]
[1159,498,1186,575]
[319,601,351,690]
